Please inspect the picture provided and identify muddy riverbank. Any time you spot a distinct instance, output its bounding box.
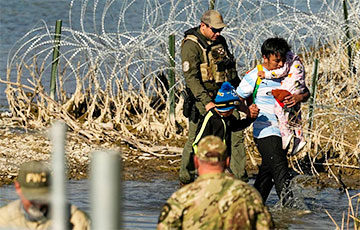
[0,116,359,191]
[0,115,181,185]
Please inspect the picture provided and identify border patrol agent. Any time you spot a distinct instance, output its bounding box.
[0,160,90,229]
[158,135,273,230]
[180,10,253,184]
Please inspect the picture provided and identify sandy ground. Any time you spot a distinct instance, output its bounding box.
[0,115,179,185]
[0,115,359,191]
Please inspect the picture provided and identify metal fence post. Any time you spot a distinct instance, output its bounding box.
[91,150,123,229]
[168,34,175,121]
[50,121,68,230]
[209,0,215,10]
[343,0,352,72]
[307,58,319,132]
[50,20,62,100]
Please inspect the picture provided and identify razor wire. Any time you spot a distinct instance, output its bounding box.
[4,0,360,102]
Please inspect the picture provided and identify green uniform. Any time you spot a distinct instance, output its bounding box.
[180,27,247,183]
[0,200,91,229]
[157,173,273,230]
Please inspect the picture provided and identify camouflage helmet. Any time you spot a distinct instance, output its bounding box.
[196,135,227,162]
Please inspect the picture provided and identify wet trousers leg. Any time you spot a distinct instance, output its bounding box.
[229,110,248,182]
[253,136,294,202]
[179,118,198,184]
[179,111,249,184]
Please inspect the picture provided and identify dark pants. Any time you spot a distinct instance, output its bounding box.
[253,135,295,202]
[179,109,248,184]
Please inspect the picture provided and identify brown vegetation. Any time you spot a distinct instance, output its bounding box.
[0,42,359,191]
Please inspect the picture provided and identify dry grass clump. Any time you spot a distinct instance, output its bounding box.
[326,190,360,230]
[0,0,359,175]
[3,61,187,153]
[287,41,360,183]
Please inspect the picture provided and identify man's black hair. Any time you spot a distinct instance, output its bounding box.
[261,37,291,59]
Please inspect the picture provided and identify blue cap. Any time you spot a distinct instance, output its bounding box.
[215,82,240,112]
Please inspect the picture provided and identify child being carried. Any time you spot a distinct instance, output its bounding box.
[258,51,307,155]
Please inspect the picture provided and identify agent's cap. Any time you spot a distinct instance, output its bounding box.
[196,135,227,162]
[215,82,240,112]
[201,10,227,29]
[17,161,51,201]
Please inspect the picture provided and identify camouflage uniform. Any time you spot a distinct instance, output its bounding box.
[0,200,90,230]
[157,173,273,230]
[159,135,273,230]
[180,15,248,184]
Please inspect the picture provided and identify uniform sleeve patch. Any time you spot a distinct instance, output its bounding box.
[158,203,171,223]
[182,61,190,72]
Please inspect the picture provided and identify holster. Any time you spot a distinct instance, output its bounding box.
[181,88,199,123]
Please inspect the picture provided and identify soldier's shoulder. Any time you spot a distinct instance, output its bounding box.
[182,38,202,51]
[173,181,202,195]
[169,180,207,201]
[0,200,21,212]
[0,200,22,225]
[223,177,263,199]
[221,179,269,211]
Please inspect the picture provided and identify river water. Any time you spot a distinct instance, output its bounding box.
[0,178,359,229]
[1,1,359,229]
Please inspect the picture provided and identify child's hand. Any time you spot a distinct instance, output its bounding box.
[257,71,265,79]
[247,104,259,118]
[283,94,302,108]
[205,102,216,111]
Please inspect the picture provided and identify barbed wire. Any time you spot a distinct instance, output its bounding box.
[0,0,358,161]
[5,0,359,94]
[2,0,358,124]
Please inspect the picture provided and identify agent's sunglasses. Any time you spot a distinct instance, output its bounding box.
[203,22,223,33]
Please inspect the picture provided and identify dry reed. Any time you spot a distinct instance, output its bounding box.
[0,0,359,180]
[326,190,360,230]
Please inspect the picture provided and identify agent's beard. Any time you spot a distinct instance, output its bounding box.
[23,202,49,223]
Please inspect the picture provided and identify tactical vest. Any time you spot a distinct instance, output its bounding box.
[182,28,236,83]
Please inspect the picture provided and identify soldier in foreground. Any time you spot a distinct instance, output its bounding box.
[0,160,90,229]
[157,135,273,230]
